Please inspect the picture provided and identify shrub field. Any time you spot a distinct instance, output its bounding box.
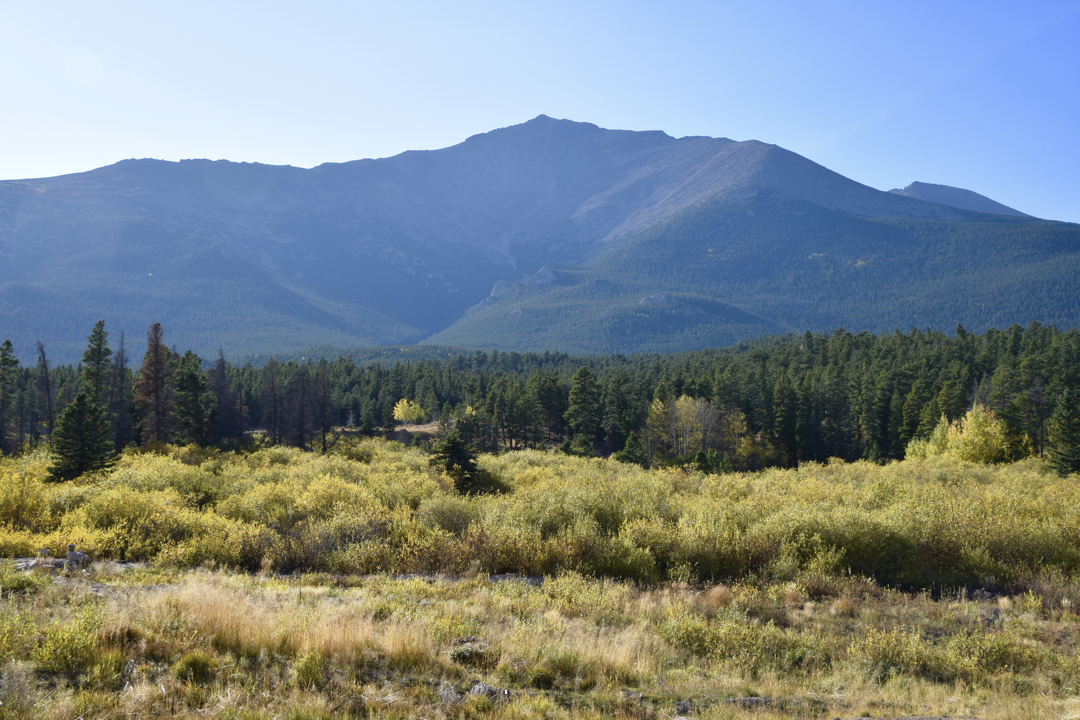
[3,440,1080,718]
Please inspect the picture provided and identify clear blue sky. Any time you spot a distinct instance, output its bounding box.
[3,1,1077,221]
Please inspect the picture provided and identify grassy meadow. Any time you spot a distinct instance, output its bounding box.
[3,439,1080,718]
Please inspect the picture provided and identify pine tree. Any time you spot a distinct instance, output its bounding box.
[314,358,335,452]
[565,366,601,442]
[436,401,453,440]
[0,340,18,455]
[614,431,648,467]
[108,332,135,451]
[1048,389,1080,476]
[360,404,376,434]
[263,357,283,445]
[900,379,926,443]
[917,396,942,438]
[601,370,636,451]
[81,320,112,407]
[284,365,311,448]
[134,323,175,444]
[383,401,397,433]
[773,374,797,465]
[36,341,54,435]
[568,433,595,457]
[174,350,214,445]
[46,393,114,481]
[526,370,566,442]
[887,390,905,458]
[430,430,479,492]
[207,350,245,443]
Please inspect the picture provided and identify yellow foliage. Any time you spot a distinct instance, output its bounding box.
[0,436,1077,587]
[393,398,427,425]
[907,406,1008,464]
[947,405,1009,463]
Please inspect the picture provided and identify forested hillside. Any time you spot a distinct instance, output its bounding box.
[2,320,1077,470]
[430,194,1080,353]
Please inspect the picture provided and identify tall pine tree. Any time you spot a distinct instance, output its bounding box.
[263,357,283,445]
[0,340,18,455]
[565,366,601,443]
[1048,389,1080,476]
[108,332,135,451]
[284,365,312,448]
[174,350,215,445]
[208,349,245,443]
[314,358,335,452]
[36,341,54,435]
[47,393,114,481]
[81,320,112,407]
[134,323,175,444]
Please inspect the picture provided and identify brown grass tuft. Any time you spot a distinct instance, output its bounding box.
[706,584,733,611]
[831,595,859,617]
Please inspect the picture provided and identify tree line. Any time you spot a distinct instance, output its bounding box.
[1,320,1078,475]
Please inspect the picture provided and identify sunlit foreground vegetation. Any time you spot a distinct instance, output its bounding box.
[4,440,1080,718]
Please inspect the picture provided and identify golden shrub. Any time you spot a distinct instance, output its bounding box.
[4,437,1079,591]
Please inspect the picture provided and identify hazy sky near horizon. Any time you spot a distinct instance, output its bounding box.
[3,1,1077,222]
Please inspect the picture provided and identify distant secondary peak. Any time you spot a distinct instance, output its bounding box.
[889,181,1029,217]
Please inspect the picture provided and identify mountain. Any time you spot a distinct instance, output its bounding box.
[1,115,1077,361]
[428,194,1079,354]
[889,181,1029,217]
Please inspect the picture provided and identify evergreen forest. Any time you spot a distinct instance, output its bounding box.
[2,319,1078,471]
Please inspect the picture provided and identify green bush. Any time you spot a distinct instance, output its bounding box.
[850,625,1043,684]
[527,667,554,689]
[31,605,102,676]
[0,610,34,663]
[292,651,327,689]
[661,605,827,675]
[849,626,933,683]
[86,648,126,690]
[173,650,218,684]
[0,563,50,595]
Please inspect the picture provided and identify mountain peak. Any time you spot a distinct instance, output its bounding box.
[467,116,677,147]
[889,181,1029,217]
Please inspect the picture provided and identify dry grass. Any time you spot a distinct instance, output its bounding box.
[1,565,1080,719]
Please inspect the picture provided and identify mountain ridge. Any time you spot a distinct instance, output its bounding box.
[1,115,1075,362]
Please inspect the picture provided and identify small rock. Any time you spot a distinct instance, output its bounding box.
[437,681,461,705]
[470,682,494,697]
[469,682,513,702]
[66,544,91,568]
[452,636,481,646]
